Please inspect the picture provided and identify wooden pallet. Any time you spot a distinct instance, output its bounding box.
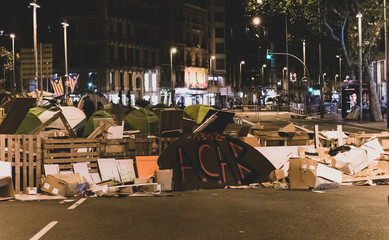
[42,138,100,173]
[159,137,180,155]
[0,135,42,193]
[100,138,135,158]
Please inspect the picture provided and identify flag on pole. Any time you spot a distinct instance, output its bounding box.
[69,73,79,93]
[51,77,64,97]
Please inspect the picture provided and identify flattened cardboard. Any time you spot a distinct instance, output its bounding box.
[43,164,60,176]
[240,136,260,147]
[116,159,136,182]
[255,146,304,169]
[0,176,15,200]
[155,169,173,191]
[269,169,285,182]
[280,123,296,133]
[0,98,36,134]
[360,138,385,162]
[73,162,93,184]
[0,161,12,177]
[97,158,121,182]
[334,148,369,174]
[0,162,14,200]
[135,156,159,179]
[378,161,389,172]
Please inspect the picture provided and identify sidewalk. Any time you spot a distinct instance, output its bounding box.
[309,111,389,132]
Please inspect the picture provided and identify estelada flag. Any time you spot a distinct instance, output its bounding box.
[69,73,79,93]
[51,77,64,97]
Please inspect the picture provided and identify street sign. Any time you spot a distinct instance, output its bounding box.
[290,72,297,82]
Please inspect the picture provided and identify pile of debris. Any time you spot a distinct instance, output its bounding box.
[257,136,389,190]
[39,157,174,198]
[0,157,174,200]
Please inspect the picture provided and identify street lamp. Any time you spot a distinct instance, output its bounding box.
[9,34,15,89]
[253,17,260,86]
[336,55,342,89]
[170,47,177,107]
[62,21,69,99]
[30,0,40,94]
[239,61,245,90]
[210,55,215,86]
[262,64,266,84]
[357,13,363,123]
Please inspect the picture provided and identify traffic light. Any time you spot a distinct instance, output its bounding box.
[266,49,272,60]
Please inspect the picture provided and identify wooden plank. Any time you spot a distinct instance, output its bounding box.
[35,135,41,188]
[44,157,98,164]
[0,135,5,161]
[43,138,100,144]
[11,135,20,193]
[7,135,13,163]
[43,151,100,158]
[14,135,22,193]
[23,135,28,192]
[42,143,100,149]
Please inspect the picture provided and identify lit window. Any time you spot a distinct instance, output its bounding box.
[144,73,149,92]
[152,94,158,104]
[152,73,157,92]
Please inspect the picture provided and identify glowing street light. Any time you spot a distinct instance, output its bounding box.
[170,47,177,106]
[357,13,363,123]
[10,34,15,89]
[262,64,267,84]
[62,21,69,98]
[240,61,245,90]
[30,0,40,94]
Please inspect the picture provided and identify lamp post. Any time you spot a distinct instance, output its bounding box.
[240,61,245,91]
[210,55,215,86]
[170,47,177,107]
[335,74,339,91]
[384,0,389,126]
[62,21,69,99]
[253,17,260,86]
[357,13,363,123]
[30,1,40,94]
[10,34,15,89]
[336,55,342,90]
[262,64,266,84]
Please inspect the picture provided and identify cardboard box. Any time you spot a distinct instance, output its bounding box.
[240,136,260,147]
[289,158,342,190]
[41,173,85,197]
[289,158,318,189]
[0,176,15,200]
[269,169,285,182]
[333,148,369,175]
[378,161,389,172]
[155,169,173,191]
[305,148,325,159]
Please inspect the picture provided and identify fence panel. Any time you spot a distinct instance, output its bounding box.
[42,138,101,174]
[0,134,41,193]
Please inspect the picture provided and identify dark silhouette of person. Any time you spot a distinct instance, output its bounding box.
[82,97,95,120]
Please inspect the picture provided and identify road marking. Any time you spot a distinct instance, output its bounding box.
[68,198,87,210]
[30,221,58,240]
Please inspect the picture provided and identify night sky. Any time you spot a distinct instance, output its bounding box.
[0,0,60,50]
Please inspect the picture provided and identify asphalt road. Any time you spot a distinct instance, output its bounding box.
[234,111,381,133]
[1,186,389,240]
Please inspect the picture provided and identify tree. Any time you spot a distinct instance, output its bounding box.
[0,46,13,90]
[243,0,385,121]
